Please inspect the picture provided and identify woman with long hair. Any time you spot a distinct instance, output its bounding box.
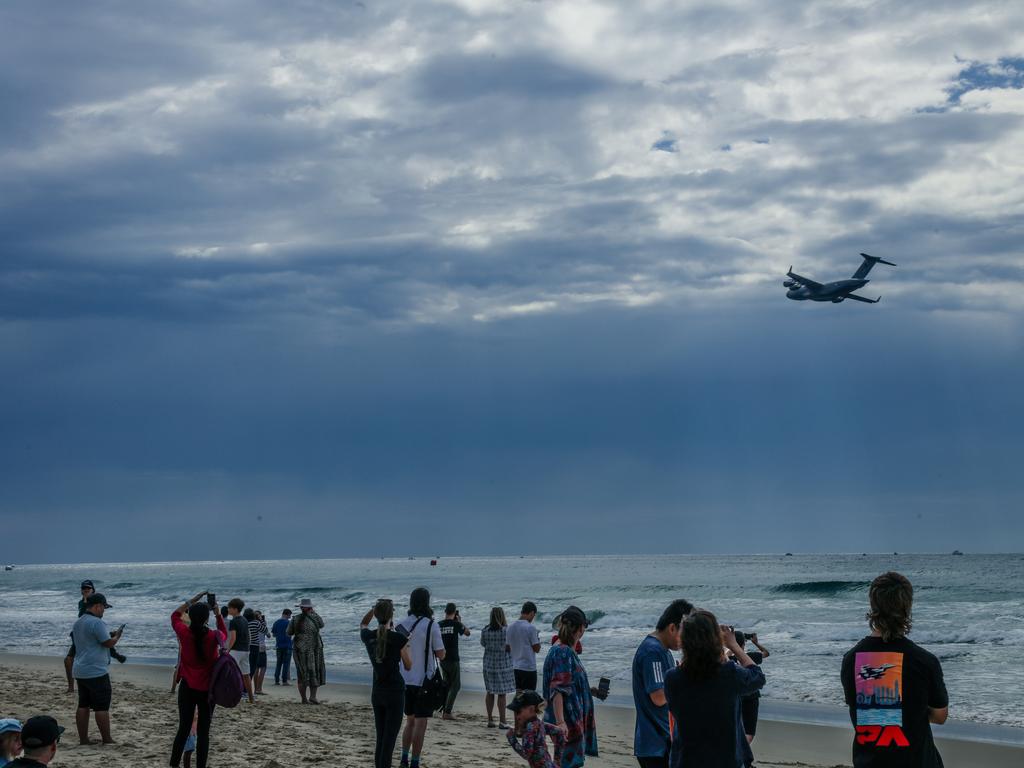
[361,599,413,768]
[287,598,326,704]
[663,610,764,768]
[395,587,446,768]
[170,591,227,768]
[542,606,598,768]
[480,606,516,728]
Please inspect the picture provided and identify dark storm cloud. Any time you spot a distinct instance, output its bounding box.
[414,52,610,102]
[1,0,1023,561]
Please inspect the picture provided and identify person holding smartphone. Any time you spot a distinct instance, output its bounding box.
[542,606,598,768]
[170,590,227,768]
[71,593,122,745]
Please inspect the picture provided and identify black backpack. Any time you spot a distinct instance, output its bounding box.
[417,619,450,712]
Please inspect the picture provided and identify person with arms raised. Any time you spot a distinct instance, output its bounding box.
[841,572,948,768]
[361,599,413,768]
[664,610,764,768]
[438,603,470,719]
[170,591,227,768]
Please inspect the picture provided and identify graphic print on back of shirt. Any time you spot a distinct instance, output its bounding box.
[854,651,904,726]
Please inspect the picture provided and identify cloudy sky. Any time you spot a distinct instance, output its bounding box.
[2,1,1022,562]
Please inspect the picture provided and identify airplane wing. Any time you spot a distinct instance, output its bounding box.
[786,268,823,290]
[846,293,880,304]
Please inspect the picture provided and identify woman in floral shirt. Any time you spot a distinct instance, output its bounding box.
[542,606,598,768]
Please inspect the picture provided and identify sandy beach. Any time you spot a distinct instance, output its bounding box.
[1,653,1020,768]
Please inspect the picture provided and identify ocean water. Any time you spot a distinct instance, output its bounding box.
[1,554,1022,729]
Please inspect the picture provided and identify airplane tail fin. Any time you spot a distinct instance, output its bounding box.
[853,253,897,279]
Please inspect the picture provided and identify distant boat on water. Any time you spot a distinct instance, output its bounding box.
[952,550,964,556]
[3,565,13,571]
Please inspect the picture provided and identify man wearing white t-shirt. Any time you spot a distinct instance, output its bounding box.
[506,601,542,693]
[395,588,446,768]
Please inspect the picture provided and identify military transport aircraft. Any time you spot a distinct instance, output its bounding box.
[859,663,896,681]
[784,253,896,304]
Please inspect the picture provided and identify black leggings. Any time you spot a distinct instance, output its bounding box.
[171,679,213,768]
[372,685,405,768]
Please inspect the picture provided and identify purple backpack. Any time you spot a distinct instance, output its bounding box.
[209,644,243,708]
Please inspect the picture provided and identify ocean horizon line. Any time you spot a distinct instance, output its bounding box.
[4,551,1021,568]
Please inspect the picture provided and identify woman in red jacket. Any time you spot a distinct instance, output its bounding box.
[170,591,227,768]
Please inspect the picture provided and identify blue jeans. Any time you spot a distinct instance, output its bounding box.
[275,648,292,683]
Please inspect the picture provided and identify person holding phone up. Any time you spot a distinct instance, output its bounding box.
[170,591,227,768]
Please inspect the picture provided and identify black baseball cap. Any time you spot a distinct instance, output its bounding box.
[84,592,112,608]
[21,715,64,748]
[507,691,544,711]
[552,605,589,629]
[80,580,95,590]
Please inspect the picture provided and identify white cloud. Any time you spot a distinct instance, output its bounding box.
[2,0,1023,325]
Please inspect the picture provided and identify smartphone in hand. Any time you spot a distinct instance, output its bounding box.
[597,677,610,700]
[207,592,217,608]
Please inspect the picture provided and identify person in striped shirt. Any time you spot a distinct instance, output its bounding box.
[631,599,693,768]
[244,608,271,695]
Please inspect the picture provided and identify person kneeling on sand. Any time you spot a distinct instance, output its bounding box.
[6,716,64,768]
[507,691,565,768]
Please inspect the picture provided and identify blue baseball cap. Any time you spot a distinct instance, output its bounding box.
[0,718,22,735]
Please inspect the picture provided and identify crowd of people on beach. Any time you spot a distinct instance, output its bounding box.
[0,571,948,768]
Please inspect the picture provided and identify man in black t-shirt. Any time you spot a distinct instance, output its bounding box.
[227,597,255,704]
[437,603,470,719]
[841,572,948,768]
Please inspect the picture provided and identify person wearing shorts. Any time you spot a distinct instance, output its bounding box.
[507,602,542,694]
[395,587,445,768]
[71,593,122,744]
[226,598,254,703]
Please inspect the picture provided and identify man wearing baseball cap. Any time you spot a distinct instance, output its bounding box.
[71,593,121,744]
[5,715,63,767]
[64,581,125,693]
